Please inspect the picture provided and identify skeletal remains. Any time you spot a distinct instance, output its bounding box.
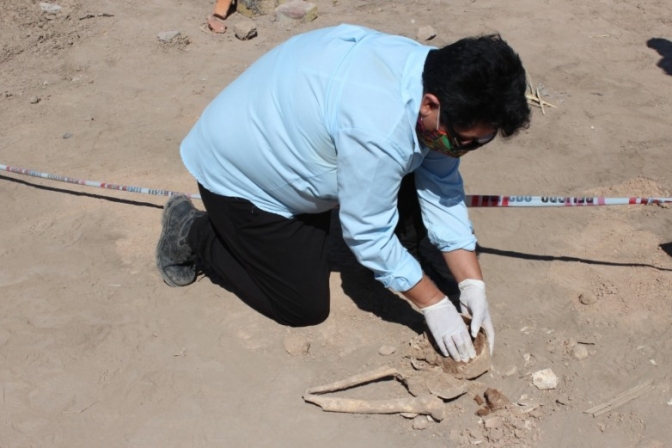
[303,323,491,420]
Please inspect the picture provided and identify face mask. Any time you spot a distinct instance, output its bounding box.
[416,115,470,158]
[416,104,496,158]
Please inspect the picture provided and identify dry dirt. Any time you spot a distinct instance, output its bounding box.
[1,0,672,447]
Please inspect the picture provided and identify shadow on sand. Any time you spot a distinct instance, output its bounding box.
[647,38,672,75]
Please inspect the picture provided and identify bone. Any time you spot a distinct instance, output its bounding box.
[306,366,400,394]
[303,393,447,421]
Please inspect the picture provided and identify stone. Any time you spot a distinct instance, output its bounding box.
[484,388,511,411]
[378,345,396,356]
[572,344,589,360]
[234,20,258,40]
[237,0,277,17]
[274,0,318,24]
[579,291,598,305]
[283,333,310,356]
[30,96,40,104]
[417,25,436,41]
[532,368,559,390]
[62,132,73,139]
[40,2,62,14]
[157,31,181,43]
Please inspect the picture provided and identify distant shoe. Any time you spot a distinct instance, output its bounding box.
[156,194,205,287]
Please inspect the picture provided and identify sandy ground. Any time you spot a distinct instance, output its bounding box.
[1,0,672,447]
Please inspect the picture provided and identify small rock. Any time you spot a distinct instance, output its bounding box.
[484,388,511,411]
[62,132,73,139]
[283,333,310,356]
[84,117,94,121]
[275,0,318,24]
[532,368,559,390]
[476,406,490,416]
[157,31,181,43]
[412,416,428,430]
[378,345,396,356]
[417,25,436,41]
[40,2,62,14]
[400,412,418,419]
[579,291,598,305]
[30,96,40,104]
[572,344,589,360]
[474,394,484,406]
[234,20,257,40]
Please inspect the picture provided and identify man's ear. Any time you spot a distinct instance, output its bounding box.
[419,93,440,119]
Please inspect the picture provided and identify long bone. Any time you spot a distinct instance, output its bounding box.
[303,366,447,421]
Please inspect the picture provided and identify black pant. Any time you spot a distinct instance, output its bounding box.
[188,175,426,327]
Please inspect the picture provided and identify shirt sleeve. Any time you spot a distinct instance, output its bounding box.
[414,150,477,252]
[334,128,423,293]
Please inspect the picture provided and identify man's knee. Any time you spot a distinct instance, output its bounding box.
[279,295,330,327]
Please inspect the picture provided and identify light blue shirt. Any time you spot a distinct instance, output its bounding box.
[181,24,476,293]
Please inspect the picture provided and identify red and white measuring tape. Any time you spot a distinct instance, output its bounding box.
[2,164,670,207]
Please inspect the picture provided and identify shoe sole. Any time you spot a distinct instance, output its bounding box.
[156,194,193,287]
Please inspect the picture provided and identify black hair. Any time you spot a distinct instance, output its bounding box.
[422,34,531,137]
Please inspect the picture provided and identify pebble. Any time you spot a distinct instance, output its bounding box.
[484,388,511,411]
[234,20,257,40]
[30,96,40,104]
[283,333,310,356]
[378,345,396,356]
[275,0,318,24]
[62,132,73,139]
[579,291,598,305]
[157,31,181,43]
[532,368,559,390]
[40,2,62,14]
[572,344,589,359]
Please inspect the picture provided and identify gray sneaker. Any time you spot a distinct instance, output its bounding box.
[156,194,205,287]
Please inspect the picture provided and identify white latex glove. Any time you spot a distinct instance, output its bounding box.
[458,279,495,355]
[421,297,477,362]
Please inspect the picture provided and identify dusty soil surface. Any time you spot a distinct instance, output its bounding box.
[1,0,671,447]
